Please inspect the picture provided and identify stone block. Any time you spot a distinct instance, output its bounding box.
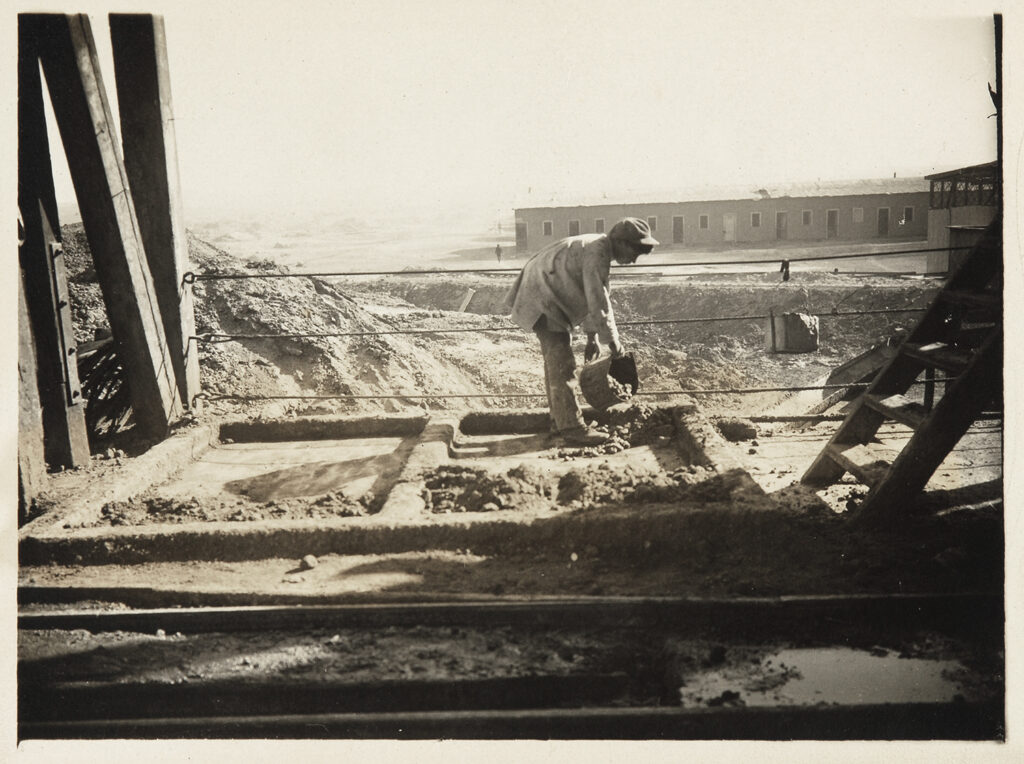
[767,313,819,353]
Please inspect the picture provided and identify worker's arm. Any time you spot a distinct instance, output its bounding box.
[580,244,623,356]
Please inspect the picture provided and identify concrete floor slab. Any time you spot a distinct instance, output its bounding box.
[158,436,411,503]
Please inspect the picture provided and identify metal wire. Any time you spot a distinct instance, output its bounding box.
[192,307,927,343]
[184,245,970,283]
[196,377,953,404]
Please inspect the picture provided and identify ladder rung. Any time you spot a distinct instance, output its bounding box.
[952,324,997,350]
[901,342,972,374]
[939,289,1001,311]
[824,443,891,488]
[863,394,927,429]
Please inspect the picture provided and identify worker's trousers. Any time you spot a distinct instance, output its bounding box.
[533,316,585,433]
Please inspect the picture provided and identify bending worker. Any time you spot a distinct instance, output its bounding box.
[506,217,658,446]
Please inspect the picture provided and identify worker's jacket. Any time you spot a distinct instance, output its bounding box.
[505,233,620,347]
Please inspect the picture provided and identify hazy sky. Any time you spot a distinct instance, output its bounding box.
[41,0,999,222]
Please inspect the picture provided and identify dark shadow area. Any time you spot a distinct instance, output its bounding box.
[914,478,1002,515]
[223,435,419,502]
[449,432,553,459]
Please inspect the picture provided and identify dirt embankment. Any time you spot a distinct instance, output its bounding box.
[62,224,939,428]
[352,272,939,412]
[62,225,542,424]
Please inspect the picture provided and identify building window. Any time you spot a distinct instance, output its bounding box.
[543,220,553,236]
[647,216,657,232]
[594,218,605,233]
[568,219,580,236]
[751,212,761,228]
[802,210,812,226]
[852,207,864,224]
[902,206,914,225]
[699,214,709,230]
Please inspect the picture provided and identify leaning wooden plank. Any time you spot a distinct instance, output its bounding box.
[18,273,48,521]
[18,16,91,469]
[110,13,199,409]
[35,13,182,438]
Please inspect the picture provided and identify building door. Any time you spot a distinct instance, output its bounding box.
[515,220,527,251]
[776,211,788,240]
[672,216,684,244]
[723,213,736,242]
[826,209,838,239]
[877,208,889,236]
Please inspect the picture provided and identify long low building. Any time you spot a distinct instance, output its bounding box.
[514,178,930,253]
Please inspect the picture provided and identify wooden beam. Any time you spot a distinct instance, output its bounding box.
[17,15,91,470]
[110,13,199,409]
[18,272,48,523]
[34,13,182,439]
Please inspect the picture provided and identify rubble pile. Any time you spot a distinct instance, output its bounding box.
[421,464,558,514]
[420,457,724,515]
[93,489,369,526]
[553,402,677,458]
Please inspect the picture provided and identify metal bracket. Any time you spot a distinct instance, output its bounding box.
[41,212,83,407]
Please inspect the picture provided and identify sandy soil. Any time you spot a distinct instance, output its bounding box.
[60,224,942,426]
[40,225,1002,604]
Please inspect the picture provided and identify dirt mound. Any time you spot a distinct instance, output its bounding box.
[549,402,677,458]
[556,463,724,507]
[421,464,558,514]
[61,224,541,423]
[715,417,758,442]
[93,490,369,526]
[419,457,723,515]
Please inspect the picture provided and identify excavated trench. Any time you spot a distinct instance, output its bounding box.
[28,232,1003,738]
[82,402,720,526]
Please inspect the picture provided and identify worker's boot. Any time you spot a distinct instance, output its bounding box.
[557,426,609,447]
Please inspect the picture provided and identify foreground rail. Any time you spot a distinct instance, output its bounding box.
[22,702,1004,740]
[19,594,1004,741]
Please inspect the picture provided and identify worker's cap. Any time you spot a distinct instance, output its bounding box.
[609,217,659,247]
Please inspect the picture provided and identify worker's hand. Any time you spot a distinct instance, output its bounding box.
[584,337,601,362]
[610,341,625,359]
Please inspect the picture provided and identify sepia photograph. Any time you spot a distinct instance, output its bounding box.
[11,0,1019,755]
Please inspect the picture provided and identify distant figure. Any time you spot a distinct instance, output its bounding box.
[495,243,503,264]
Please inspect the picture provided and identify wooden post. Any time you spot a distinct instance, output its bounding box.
[18,272,49,523]
[34,13,182,439]
[18,14,91,470]
[110,13,199,410]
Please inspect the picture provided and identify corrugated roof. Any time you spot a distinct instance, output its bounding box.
[924,161,998,180]
[514,177,929,211]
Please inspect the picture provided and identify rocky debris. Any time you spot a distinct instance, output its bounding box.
[714,417,758,442]
[767,312,820,352]
[599,403,675,445]
[607,375,631,399]
[420,457,728,515]
[93,490,370,526]
[554,403,677,458]
[300,554,319,571]
[421,464,558,514]
[557,463,725,507]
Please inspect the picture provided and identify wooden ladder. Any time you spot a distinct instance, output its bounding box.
[801,218,1002,524]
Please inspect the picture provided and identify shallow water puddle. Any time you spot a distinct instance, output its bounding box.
[679,646,969,707]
